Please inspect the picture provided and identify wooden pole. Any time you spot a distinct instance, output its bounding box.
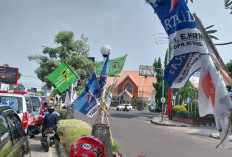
[193,13,229,73]
[105,113,113,145]
[210,55,232,87]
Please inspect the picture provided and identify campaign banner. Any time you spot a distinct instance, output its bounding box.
[149,0,208,88]
[0,66,19,85]
[96,55,127,76]
[47,62,78,93]
[71,92,100,117]
[71,73,100,117]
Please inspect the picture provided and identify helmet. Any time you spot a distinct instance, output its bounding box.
[48,104,55,112]
[70,135,105,157]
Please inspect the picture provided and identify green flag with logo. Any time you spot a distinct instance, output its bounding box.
[47,62,78,93]
[96,55,127,76]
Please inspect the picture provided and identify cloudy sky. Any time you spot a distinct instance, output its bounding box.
[0,0,231,90]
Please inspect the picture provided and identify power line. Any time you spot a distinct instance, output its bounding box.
[21,75,38,78]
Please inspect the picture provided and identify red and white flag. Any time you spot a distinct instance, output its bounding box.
[198,55,232,148]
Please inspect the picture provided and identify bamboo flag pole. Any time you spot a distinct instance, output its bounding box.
[193,13,229,73]
[105,113,113,145]
[210,55,232,87]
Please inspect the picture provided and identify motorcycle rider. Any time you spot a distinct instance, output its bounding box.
[42,104,60,142]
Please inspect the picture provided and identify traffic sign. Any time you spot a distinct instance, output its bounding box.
[160,97,166,103]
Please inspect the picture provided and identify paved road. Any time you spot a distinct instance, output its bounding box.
[30,134,58,157]
[74,110,232,157]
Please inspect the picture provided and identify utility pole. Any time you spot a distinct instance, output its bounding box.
[161,68,165,121]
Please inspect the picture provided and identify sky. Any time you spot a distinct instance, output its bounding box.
[0,0,231,90]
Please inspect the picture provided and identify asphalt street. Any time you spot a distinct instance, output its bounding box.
[74,110,232,157]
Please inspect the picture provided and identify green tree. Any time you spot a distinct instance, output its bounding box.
[28,31,95,93]
[153,57,168,108]
[226,60,232,91]
[226,60,232,75]
[176,81,195,104]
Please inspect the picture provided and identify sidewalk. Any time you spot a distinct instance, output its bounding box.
[151,114,232,141]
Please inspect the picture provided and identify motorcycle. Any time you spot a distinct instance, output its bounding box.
[41,127,56,152]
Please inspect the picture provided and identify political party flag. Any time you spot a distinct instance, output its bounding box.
[198,55,232,148]
[99,55,109,90]
[86,73,101,101]
[71,73,100,117]
[148,0,208,88]
[105,85,113,109]
[47,62,78,93]
[96,55,127,76]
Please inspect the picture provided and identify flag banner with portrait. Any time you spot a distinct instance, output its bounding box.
[149,0,208,88]
[47,62,78,93]
[71,73,100,117]
[0,66,19,85]
[96,55,127,76]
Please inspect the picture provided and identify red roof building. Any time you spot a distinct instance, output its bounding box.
[106,71,157,103]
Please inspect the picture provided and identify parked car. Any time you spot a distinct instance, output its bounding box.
[116,104,133,111]
[0,91,36,134]
[149,106,161,113]
[0,105,31,157]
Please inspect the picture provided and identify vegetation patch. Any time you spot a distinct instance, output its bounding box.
[57,119,120,154]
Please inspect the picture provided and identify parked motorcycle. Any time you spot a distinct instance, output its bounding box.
[41,127,56,152]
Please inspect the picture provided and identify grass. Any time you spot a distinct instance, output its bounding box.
[57,119,120,154]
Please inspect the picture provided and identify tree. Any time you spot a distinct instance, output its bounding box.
[225,0,232,14]
[28,31,95,93]
[173,81,195,105]
[153,57,168,108]
[226,60,232,91]
[226,60,232,75]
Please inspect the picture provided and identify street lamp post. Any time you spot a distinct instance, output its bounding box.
[99,45,111,124]
[91,45,113,157]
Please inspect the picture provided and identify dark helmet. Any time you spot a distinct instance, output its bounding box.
[48,104,55,112]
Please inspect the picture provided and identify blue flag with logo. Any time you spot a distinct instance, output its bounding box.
[149,0,208,88]
[99,55,109,90]
[71,73,100,117]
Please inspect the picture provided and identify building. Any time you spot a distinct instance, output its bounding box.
[106,71,157,105]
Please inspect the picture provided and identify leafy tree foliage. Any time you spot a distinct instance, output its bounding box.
[28,31,95,93]
[153,57,168,108]
[226,60,232,75]
[226,60,232,91]
[225,0,232,14]
[172,81,195,105]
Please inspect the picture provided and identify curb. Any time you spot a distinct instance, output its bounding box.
[56,141,68,157]
[150,119,191,127]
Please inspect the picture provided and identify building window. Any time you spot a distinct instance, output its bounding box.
[123,82,133,94]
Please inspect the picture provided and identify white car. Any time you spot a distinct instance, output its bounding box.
[116,104,133,111]
[0,91,36,133]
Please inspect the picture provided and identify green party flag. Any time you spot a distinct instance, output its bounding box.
[47,62,78,93]
[96,54,127,76]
